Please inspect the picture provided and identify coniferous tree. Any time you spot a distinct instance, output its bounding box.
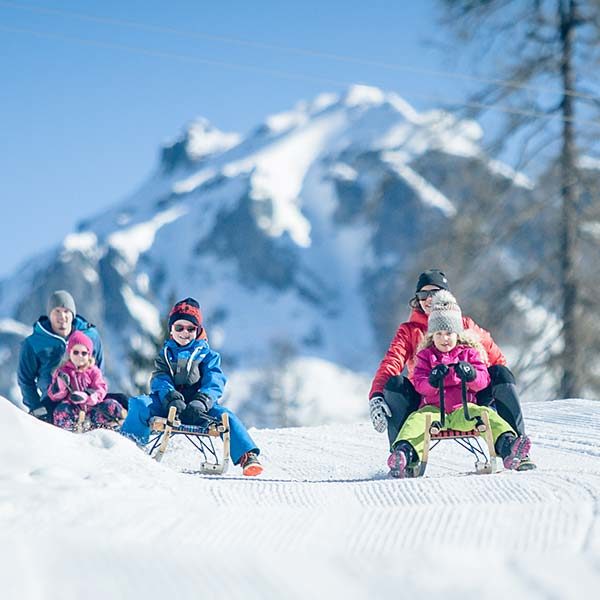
[437,0,600,398]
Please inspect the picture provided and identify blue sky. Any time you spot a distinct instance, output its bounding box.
[1,0,473,278]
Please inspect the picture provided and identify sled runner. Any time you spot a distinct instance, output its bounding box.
[147,406,231,474]
[411,368,501,478]
[75,409,87,434]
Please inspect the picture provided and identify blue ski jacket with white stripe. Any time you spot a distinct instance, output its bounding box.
[150,338,226,405]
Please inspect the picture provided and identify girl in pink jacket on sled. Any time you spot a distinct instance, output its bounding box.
[47,331,125,431]
[387,291,534,478]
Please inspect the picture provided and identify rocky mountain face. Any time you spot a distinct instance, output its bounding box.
[0,85,556,422]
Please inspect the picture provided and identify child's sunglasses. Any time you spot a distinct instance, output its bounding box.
[415,289,441,300]
[173,324,198,333]
[72,350,89,356]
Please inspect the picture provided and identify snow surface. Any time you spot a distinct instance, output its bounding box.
[382,151,457,216]
[107,205,189,266]
[2,397,600,599]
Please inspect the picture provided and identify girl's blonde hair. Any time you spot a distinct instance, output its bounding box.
[418,329,489,364]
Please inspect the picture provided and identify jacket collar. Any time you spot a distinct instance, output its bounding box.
[35,315,92,338]
[408,309,428,327]
[165,338,207,353]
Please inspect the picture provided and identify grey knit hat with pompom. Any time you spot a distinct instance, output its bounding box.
[427,290,463,334]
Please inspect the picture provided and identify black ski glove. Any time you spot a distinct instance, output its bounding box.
[51,372,71,395]
[428,364,450,387]
[454,361,476,382]
[70,391,88,405]
[181,400,210,426]
[192,391,214,412]
[163,389,186,414]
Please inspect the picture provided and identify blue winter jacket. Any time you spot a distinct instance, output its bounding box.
[17,315,104,411]
[150,338,226,406]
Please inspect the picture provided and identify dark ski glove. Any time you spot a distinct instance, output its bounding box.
[70,391,88,404]
[454,361,476,382]
[162,390,185,413]
[164,390,186,415]
[428,364,450,387]
[192,391,214,412]
[181,400,211,426]
[51,372,71,395]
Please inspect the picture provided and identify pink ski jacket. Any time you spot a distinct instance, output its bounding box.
[47,361,108,407]
[369,309,506,398]
[413,345,490,413]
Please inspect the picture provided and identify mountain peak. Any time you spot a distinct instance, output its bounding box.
[185,117,241,160]
[342,84,386,107]
[160,118,241,172]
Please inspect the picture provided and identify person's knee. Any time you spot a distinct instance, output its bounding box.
[106,392,129,410]
[384,375,406,393]
[384,377,419,410]
[489,365,516,385]
[209,403,229,417]
[128,395,152,423]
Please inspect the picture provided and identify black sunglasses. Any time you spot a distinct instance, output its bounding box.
[416,289,441,300]
[72,350,89,356]
[173,324,198,333]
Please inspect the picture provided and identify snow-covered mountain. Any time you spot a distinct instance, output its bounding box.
[2,397,600,599]
[0,85,544,421]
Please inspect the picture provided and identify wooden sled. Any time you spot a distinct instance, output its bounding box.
[408,367,502,478]
[147,406,231,475]
[73,408,126,434]
[412,411,502,477]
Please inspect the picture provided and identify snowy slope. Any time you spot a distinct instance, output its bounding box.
[2,397,599,599]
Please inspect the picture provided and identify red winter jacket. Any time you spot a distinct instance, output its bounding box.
[413,345,490,413]
[369,309,506,398]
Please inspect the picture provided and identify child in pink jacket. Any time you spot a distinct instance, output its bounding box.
[47,331,124,431]
[387,290,533,477]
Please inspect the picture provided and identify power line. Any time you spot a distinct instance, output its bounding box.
[2,24,600,128]
[2,0,600,103]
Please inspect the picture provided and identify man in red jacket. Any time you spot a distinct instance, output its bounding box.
[369,269,526,448]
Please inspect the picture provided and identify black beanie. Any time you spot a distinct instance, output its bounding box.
[415,269,450,293]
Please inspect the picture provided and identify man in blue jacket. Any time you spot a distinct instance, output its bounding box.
[18,290,103,421]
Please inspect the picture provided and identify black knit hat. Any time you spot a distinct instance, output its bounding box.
[168,297,202,329]
[416,269,450,293]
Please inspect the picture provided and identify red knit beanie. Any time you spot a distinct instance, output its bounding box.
[168,297,203,329]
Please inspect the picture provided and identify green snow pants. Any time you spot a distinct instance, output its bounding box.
[393,404,516,461]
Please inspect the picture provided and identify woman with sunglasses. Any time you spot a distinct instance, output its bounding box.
[47,330,125,430]
[369,269,528,462]
[121,297,263,476]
